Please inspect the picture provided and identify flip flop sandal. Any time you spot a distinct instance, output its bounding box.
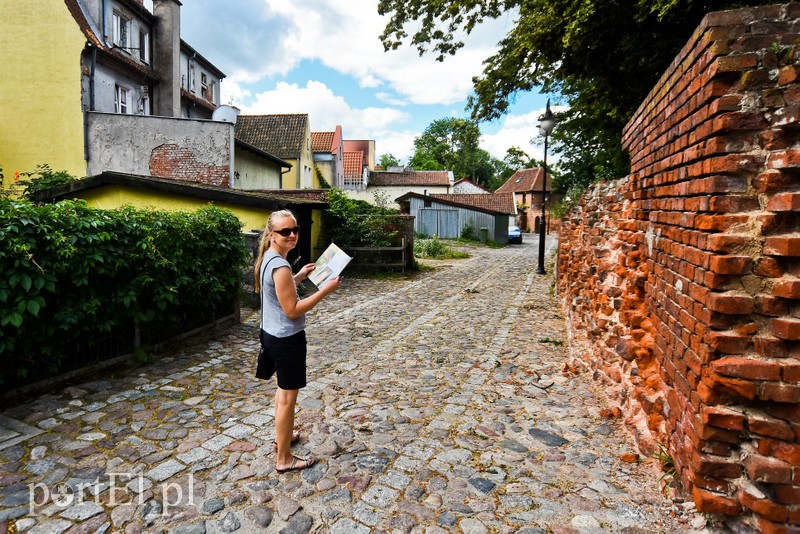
[276,455,315,473]
[273,431,301,450]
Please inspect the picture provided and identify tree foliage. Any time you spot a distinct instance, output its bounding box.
[379,0,774,192]
[377,153,402,169]
[409,116,499,187]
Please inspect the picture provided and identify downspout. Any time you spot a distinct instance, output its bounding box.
[102,0,107,44]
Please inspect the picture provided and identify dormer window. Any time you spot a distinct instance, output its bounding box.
[112,12,130,50]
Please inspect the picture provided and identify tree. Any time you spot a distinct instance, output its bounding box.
[379,0,774,192]
[409,117,500,187]
[377,153,401,169]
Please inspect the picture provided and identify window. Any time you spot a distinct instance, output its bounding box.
[189,64,196,92]
[112,12,130,49]
[115,85,129,114]
[201,73,210,100]
[139,31,150,63]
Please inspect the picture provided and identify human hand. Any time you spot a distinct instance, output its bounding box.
[321,275,342,294]
[296,263,316,281]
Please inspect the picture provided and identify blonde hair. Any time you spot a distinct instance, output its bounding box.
[254,210,297,293]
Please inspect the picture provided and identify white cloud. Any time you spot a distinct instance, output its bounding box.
[481,104,569,161]
[242,80,414,158]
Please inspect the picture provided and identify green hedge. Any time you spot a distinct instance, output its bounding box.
[0,199,248,385]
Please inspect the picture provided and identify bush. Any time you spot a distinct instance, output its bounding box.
[323,188,401,248]
[414,236,469,259]
[0,199,248,385]
[19,164,76,200]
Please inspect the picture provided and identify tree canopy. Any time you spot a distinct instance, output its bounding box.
[379,0,774,192]
[377,153,402,169]
[409,117,498,187]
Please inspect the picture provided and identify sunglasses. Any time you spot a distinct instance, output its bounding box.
[273,225,301,237]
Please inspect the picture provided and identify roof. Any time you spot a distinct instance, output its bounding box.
[180,40,226,79]
[495,168,550,193]
[234,140,293,169]
[250,189,328,203]
[32,172,324,209]
[235,114,309,160]
[344,151,365,176]
[311,132,335,153]
[369,170,452,186]
[396,192,516,215]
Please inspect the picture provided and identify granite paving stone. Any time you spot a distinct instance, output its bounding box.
[0,238,720,533]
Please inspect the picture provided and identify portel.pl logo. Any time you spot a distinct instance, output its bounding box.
[28,472,196,515]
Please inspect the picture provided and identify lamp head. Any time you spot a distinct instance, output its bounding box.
[538,99,556,136]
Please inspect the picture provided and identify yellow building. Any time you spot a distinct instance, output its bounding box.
[1,0,87,187]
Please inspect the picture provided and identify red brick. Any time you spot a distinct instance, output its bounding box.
[701,405,745,430]
[773,485,800,505]
[768,193,800,212]
[707,234,750,253]
[739,484,790,522]
[768,149,800,169]
[755,336,791,359]
[707,372,759,399]
[706,330,752,354]
[706,292,754,314]
[774,279,800,299]
[692,486,742,515]
[772,317,800,340]
[711,356,781,381]
[709,255,752,274]
[765,237,800,257]
[748,414,796,441]
[745,452,793,483]
[691,448,743,478]
[754,515,800,534]
[760,383,800,404]
[712,111,769,133]
[755,169,797,192]
[755,257,785,277]
[785,363,800,382]
[758,439,800,466]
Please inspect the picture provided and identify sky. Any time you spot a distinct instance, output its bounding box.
[176,0,552,165]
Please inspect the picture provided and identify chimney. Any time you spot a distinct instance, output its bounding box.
[152,0,181,117]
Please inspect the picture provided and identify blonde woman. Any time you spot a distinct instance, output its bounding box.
[254,210,341,473]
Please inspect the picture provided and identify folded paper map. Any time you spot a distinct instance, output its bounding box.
[308,242,352,288]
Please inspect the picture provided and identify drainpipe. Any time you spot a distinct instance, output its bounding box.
[102,0,107,44]
[89,45,96,111]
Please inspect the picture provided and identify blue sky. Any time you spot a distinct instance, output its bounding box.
[177,0,552,165]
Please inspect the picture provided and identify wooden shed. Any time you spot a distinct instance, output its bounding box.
[396,192,516,245]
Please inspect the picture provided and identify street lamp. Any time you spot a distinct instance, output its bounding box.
[536,99,556,275]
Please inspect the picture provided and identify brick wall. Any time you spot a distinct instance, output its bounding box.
[149,143,228,186]
[557,4,800,530]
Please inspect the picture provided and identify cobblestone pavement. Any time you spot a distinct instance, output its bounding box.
[0,238,719,533]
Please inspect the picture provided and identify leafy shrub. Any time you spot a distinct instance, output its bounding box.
[323,188,401,248]
[19,164,76,200]
[0,199,247,385]
[414,236,469,259]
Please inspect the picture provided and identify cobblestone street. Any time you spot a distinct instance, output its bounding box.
[1,238,714,533]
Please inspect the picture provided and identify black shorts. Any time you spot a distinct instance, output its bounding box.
[257,329,307,390]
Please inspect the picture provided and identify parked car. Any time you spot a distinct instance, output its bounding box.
[508,225,523,244]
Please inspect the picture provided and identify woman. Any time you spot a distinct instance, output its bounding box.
[254,210,341,473]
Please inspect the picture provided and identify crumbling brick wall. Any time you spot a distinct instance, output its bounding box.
[557,4,800,530]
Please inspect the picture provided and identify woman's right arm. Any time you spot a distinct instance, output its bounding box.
[273,266,341,319]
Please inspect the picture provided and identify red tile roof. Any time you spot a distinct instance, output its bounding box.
[344,151,365,177]
[495,168,550,193]
[369,170,451,186]
[311,132,335,153]
[430,193,516,214]
[235,114,309,159]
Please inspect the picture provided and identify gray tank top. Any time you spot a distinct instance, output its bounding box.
[259,252,306,337]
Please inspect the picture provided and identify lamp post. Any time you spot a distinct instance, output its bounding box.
[536,99,556,275]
